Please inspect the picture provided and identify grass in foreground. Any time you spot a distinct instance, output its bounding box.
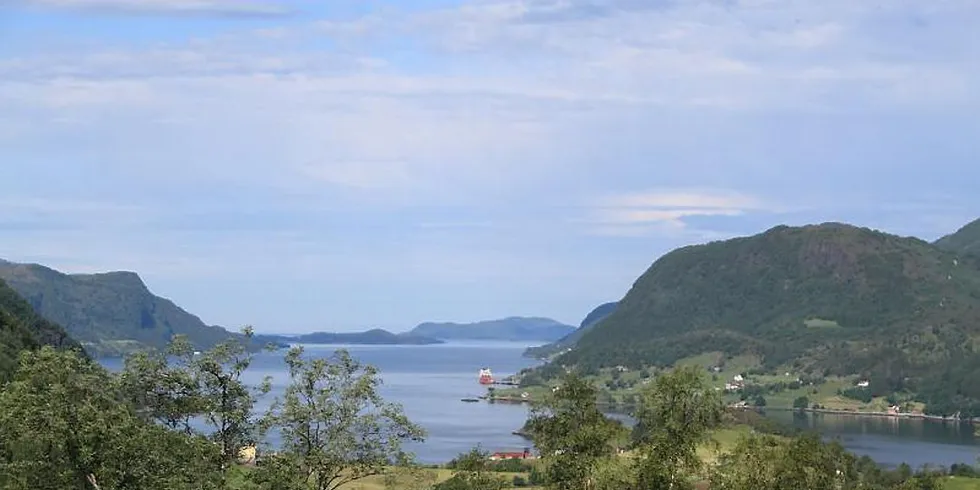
[945,476,980,490]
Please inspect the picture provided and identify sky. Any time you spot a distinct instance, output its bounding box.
[1,0,978,333]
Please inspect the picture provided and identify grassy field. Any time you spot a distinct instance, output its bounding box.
[944,476,980,490]
[225,426,980,490]
[227,463,542,489]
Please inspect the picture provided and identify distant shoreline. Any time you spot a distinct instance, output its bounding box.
[742,406,975,424]
[481,394,977,424]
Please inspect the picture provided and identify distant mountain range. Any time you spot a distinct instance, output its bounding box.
[257,328,442,346]
[0,259,562,357]
[409,316,576,342]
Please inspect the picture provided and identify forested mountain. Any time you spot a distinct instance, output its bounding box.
[409,316,575,341]
[0,260,243,357]
[539,221,980,416]
[0,278,82,382]
[936,218,980,257]
[524,301,618,359]
[257,328,443,345]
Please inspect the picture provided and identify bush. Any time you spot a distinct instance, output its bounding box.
[528,467,547,485]
[512,475,528,487]
[950,463,980,478]
[489,458,532,473]
[793,396,810,410]
[840,387,873,403]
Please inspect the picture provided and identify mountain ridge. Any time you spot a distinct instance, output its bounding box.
[523,301,619,359]
[0,260,247,357]
[409,316,575,341]
[257,328,443,345]
[935,217,980,257]
[530,220,980,417]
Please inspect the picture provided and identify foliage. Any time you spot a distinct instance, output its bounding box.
[710,432,946,490]
[529,222,980,417]
[383,464,439,490]
[0,278,82,383]
[253,346,425,490]
[433,449,511,490]
[195,326,269,462]
[244,453,309,490]
[121,327,270,464]
[794,395,811,410]
[525,373,628,490]
[841,387,874,403]
[447,451,533,474]
[0,347,223,490]
[631,366,724,490]
[119,335,205,433]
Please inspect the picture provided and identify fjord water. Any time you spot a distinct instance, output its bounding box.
[101,342,980,467]
[104,341,541,464]
[249,341,541,463]
[762,410,979,469]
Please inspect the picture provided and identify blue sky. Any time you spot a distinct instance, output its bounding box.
[1,0,978,333]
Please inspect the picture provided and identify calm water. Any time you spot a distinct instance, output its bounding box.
[101,343,980,467]
[762,411,979,469]
[102,341,542,464]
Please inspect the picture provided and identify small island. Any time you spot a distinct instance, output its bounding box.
[256,328,444,346]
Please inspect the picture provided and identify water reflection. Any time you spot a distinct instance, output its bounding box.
[763,410,978,468]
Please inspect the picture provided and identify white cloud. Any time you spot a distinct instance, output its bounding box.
[579,189,774,237]
[597,190,766,211]
[1,0,978,328]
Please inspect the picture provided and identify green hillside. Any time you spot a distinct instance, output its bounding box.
[524,301,618,359]
[539,222,980,417]
[0,260,243,357]
[409,316,575,341]
[0,278,83,382]
[936,218,980,257]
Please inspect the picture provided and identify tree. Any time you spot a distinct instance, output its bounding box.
[0,347,223,490]
[525,373,627,490]
[254,346,425,490]
[754,394,767,407]
[793,396,810,410]
[194,326,269,463]
[433,448,509,490]
[631,365,724,490]
[120,327,271,468]
[119,335,204,434]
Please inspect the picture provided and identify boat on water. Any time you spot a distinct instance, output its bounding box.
[478,367,494,385]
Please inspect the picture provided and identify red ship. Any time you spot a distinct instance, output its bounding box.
[478,368,494,385]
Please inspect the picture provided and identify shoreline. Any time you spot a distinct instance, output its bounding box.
[481,394,976,424]
[742,406,975,423]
